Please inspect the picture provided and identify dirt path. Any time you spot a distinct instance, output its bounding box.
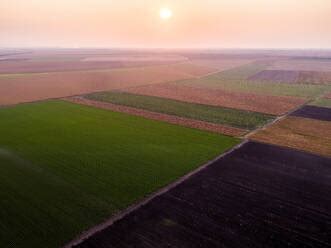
[64,96,247,137]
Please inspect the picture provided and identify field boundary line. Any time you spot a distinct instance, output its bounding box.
[63,140,248,248]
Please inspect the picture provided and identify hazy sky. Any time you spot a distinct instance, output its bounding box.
[1,0,331,49]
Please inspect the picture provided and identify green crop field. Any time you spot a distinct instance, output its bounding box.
[0,100,239,248]
[208,61,270,80]
[87,91,274,129]
[179,78,331,98]
[309,98,331,108]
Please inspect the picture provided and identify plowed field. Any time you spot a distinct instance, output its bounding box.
[250,116,331,157]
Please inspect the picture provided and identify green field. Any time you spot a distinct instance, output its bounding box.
[0,100,239,248]
[208,61,270,80]
[309,98,331,108]
[87,91,274,129]
[179,78,331,98]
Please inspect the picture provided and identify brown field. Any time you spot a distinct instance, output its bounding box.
[0,60,187,74]
[0,53,191,74]
[270,59,331,72]
[65,96,247,137]
[123,84,306,115]
[324,91,331,99]
[250,116,331,157]
[0,63,209,105]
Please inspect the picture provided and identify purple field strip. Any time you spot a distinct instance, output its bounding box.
[73,141,331,248]
[248,70,299,83]
[290,105,331,122]
[248,70,331,84]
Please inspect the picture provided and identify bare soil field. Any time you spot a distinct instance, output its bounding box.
[291,105,331,121]
[124,84,306,115]
[0,60,187,74]
[0,63,213,105]
[270,59,331,72]
[250,116,331,157]
[65,97,247,136]
[248,70,331,84]
[0,52,192,74]
[73,141,331,248]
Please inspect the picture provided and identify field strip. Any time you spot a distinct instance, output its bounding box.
[63,140,248,248]
[245,97,312,139]
[64,96,247,137]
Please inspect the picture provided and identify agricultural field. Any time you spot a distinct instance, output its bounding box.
[248,70,331,84]
[250,116,331,157]
[1,49,331,248]
[86,91,274,130]
[66,96,247,137]
[309,98,331,108]
[123,83,306,115]
[270,58,331,72]
[0,63,203,105]
[74,141,331,248]
[181,77,331,98]
[290,105,331,121]
[0,100,239,248]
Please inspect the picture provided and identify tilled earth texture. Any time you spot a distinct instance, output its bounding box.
[74,141,331,248]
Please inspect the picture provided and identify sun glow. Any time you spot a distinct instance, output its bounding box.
[160,8,173,20]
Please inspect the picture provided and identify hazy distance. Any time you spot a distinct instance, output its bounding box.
[1,0,331,49]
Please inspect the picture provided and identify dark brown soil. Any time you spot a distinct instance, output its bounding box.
[291,105,331,121]
[73,141,331,248]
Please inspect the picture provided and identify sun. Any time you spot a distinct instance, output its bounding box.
[160,8,173,20]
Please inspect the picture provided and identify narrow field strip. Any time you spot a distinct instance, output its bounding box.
[123,83,306,115]
[65,97,247,136]
[0,100,239,248]
[179,77,331,98]
[249,116,331,157]
[290,105,331,121]
[309,98,331,108]
[86,91,273,130]
[248,70,331,84]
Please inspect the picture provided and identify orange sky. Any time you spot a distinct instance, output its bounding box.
[1,0,331,49]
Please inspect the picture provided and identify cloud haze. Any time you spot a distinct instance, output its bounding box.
[1,0,330,48]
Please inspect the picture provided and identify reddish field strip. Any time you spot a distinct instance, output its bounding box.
[0,64,212,106]
[325,92,331,99]
[250,116,331,157]
[65,97,247,137]
[0,60,186,74]
[124,84,306,115]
